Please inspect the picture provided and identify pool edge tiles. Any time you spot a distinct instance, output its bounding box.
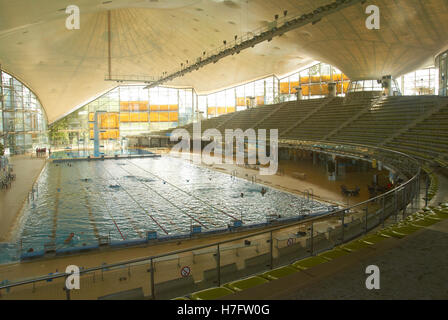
[51,153,161,163]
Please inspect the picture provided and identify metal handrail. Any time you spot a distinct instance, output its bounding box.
[0,141,421,290]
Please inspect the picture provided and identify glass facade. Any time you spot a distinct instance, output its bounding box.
[51,85,196,149]
[396,67,438,96]
[204,76,277,117]
[279,63,350,101]
[0,70,48,154]
[436,50,447,96]
[51,62,351,146]
[347,79,384,93]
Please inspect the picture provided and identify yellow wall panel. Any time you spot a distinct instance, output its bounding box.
[159,105,170,111]
[301,85,309,96]
[290,81,300,93]
[169,104,179,111]
[150,112,159,122]
[227,106,235,113]
[130,113,139,122]
[217,107,226,114]
[120,113,129,122]
[139,103,148,111]
[236,97,246,106]
[159,112,169,122]
[310,84,322,95]
[208,107,217,115]
[169,112,178,122]
[150,105,160,111]
[333,73,343,81]
[121,101,148,111]
[100,113,119,129]
[280,82,289,94]
[139,113,148,122]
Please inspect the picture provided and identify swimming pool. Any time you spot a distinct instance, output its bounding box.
[49,148,153,159]
[0,156,331,264]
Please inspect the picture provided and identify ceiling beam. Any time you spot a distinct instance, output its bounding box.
[144,0,365,89]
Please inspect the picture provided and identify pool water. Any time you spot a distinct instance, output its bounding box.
[0,156,330,264]
[49,148,153,159]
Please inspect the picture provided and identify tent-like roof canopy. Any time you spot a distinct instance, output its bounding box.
[1,0,447,123]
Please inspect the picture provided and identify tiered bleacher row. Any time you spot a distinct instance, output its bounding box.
[177,202,448,300]
[155,93,448,166]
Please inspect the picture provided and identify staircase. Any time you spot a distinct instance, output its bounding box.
[323,95,385,140]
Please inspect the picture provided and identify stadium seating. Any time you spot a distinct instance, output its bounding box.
[156,95,448,168]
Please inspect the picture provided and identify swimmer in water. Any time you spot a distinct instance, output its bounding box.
[261,187,267,197]
[64,232,75,244]
[240,192,244,198]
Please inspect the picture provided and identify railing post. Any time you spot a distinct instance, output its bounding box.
[150,258,155,300]
[417,174,421,208]
[310,222,314,256]
[270,231,273,270]
[64,276,71,300]
[394,190,398,223]
[341,210,345,244]
[217,244,221,287]
[381,195,385,228]
[364,206,368,234]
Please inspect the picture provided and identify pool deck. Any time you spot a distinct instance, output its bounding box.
[0,155,46,242]
[171,151,377,207]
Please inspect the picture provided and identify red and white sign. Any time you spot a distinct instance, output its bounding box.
[180,266,191,277]
[287,238,295,247]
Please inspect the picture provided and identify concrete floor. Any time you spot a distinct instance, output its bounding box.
[0,155,46,241]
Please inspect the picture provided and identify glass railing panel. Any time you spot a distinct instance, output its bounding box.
[153,250,207,300]
[272,223,310,268]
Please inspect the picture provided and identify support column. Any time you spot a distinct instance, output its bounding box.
[327,156,336,181]
[382,75,393,96]
[328,82,337,97]
[294,87,302,100]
